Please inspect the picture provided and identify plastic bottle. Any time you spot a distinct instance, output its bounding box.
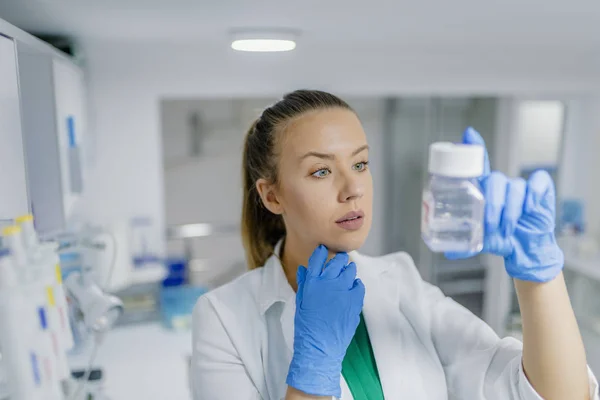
[0,248,43,399]
[17,215,75,367]
[1,226,63,399]
[421,142,485,253]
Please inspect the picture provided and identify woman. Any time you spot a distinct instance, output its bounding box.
[192,90,598,399]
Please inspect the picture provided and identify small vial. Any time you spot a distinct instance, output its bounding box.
[421,142,485,253]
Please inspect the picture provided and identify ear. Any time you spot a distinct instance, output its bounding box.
[256,178,283,215]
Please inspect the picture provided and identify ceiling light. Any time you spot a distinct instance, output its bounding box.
[230,30,298,52]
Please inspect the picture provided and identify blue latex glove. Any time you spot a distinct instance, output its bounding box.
[445,127,564,283]
[286,245,365,397]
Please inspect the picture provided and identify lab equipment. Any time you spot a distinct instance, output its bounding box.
[286,246,364,398]
[58,227,124,400]
[558,199,585,235]
[131,216,160,266]
[0,35,29,220]
[0,248,43,400]
[159,284,208,330]
[67,116,84,194]
[81,223,132,292]
[112,282,160,326]
[17,215,74,376]
[157,258,214,330]
[64,272,124,334]
[166,222,244,287]
[69,368,108,400]
[1,227,63,400]
[421,136,485,253]
[0,214,124,399]
[17,42,87,235]
[55,224,125,345]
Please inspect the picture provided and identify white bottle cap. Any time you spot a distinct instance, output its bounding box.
[428,142,485,178]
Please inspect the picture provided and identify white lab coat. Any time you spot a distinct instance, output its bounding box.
[191,243,599,399]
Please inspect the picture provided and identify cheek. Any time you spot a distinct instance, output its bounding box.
[366,175,374,211]
[360,172,374,210]
[282,181,334,226]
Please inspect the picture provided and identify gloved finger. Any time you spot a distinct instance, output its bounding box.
[444,251,477,260]
[483,172,508,233]
[307,244,328,278]
[338,262,357,289]
[500,178,526,237]
[351,278,366,305]
[525,170,555,215]
[462,127,490,177]
[296,265,307,288]
[321,252,349,280]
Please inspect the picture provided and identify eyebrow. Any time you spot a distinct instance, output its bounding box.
[300,144,369,161]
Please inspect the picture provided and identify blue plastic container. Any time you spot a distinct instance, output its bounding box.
[159,285,208,330]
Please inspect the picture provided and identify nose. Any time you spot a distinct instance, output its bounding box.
[338,172,364,203]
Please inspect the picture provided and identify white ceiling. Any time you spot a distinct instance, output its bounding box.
[1,0,600,51]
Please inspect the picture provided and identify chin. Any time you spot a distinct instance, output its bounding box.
[323,231,369,254]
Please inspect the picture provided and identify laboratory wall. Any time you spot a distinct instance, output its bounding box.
[76,39,600,258]
[559,97,600,236]
[514,101,564,170]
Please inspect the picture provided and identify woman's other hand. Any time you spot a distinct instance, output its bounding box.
[445,127,563,283]
[286,244,365,398]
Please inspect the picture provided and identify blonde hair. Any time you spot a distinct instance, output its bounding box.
[241,90,353,269]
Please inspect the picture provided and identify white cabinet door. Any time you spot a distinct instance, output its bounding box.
[52,57,86,217]
[0,35,29,220]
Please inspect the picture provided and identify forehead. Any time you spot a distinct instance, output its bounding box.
[280,108,367,157]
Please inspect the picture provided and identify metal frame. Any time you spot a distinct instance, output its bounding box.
[166,223,239,261]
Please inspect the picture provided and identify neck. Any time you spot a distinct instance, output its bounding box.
[281,233,332,292]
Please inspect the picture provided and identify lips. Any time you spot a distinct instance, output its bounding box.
[336,210,365,231]
[336,210,365,223]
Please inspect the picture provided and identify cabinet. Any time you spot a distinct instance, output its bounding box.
[0,34,29,220]
[17,44,87,234]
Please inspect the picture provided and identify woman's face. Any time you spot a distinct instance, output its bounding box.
[267,108,373,253]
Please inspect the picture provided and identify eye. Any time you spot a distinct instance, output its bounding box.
[311,168,331,178]
[353,161,369,171]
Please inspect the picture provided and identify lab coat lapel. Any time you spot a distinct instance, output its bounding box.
[355,253,407,399]
[281,300,295,353]
[259,247,296,399]
[258,241,296,354]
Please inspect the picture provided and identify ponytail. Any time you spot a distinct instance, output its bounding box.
[241,121,285,270]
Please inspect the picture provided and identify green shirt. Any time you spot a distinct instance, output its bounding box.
[341,314,385,400]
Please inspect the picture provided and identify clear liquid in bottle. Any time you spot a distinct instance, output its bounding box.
[421,142,485,253]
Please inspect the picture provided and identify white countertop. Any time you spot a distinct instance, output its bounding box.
[69,322,192,400]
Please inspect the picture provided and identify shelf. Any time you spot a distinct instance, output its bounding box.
[564,253,600,282]
[435,262,485,276]
[439,278,484,296]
